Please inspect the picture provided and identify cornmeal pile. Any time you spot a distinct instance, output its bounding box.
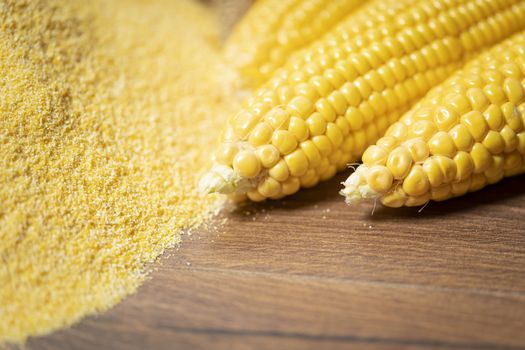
[0,0,236,343]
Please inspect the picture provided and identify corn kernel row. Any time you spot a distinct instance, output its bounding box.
[268,0,525,89]
[201,0,525,202]
[225,0,365,87]
[342,30,525,207]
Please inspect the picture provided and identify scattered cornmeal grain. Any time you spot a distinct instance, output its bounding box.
[0,0,237,343]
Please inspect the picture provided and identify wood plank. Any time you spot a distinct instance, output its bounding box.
[27,265,525,349]
[21,175,525,349]
[173,174,525,294]
[28,327,495,350]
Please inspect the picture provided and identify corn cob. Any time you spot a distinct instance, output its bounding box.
[201,0,525,202]
[341,30,525,207]
[225,0,366,87]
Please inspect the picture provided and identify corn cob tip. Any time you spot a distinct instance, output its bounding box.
[340,165,381,205]
[199,165,239,195]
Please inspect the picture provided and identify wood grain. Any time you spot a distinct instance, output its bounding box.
[25,174,525,350]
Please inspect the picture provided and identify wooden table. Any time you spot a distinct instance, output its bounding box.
[27,174,525,350]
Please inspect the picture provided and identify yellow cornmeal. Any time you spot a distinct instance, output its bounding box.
[0,0,237,343]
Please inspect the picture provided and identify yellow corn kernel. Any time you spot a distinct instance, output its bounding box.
[482,130,506,154]
[365,120,380,142]
[453,151,474,182]
[501,62,522,79]
[315,99,337,122]
[404,138,429,163]
[387,146,413,179]
[500,125,518,152]
[423,156,444,187]
[402,164,430,197]
[368,92,388,116]
[215,143,239,166]
[381,89,398,110]
[328,149,343,166]
[256,144,280,168]
[335,116,351,136]
[281,176,301,195]
[252,102,271,118]
[272,130,298,155]
[504,151,523,173]
[247,189,266,202]
[358,101,376,124]
[233,150,261,178]
[375,114,389,135]
[461,110,488,142]
[501,102,523,132]
[350,54,371,75]
[483,104,505,131]
[231,111,258,139]
[326,123,344,147]
[338,152,353,170]
[449,124,474,152]
[517,132,525,153]
[285,149,309,177]
[393,83,410,106]
[300,169,319,188]
[327,91,348,115]
[257,177,282,198]
[483,84,507,105]
[324,164,339,180]
[312,135,333,156]
[335,60,359,83]
[469,173,486,192]
[434,155,457,184]
[354,78,373,102]
[446,93,471,115]
[503,78,525,104]
[485,155,505,184]
[340,82,361,107]
[408,120,438,141]
[315,157,330,177]
[324,68,346,88]
[362,145,388,165]
[295,82,320,101]
[380,188,407,208]
[265,107,290,130]
[451,178,471,196]
[249,123,273,146]
[287,96,315,118]
[305,112,327,136]
[431,184,452,201]
[269,159,290,182]
[428,131,457,158]
[483,69,504,85]
[433,106,459,131]
[466,88,490,111]
[344,107,365,131]
[386,122,408,140]
[300,140,322,168]
[470,143,493,173]
[405,192,431,207]
[288,117,309,142]
[376,135,399,152]
[311,75,333,97]
[367,165,394,193]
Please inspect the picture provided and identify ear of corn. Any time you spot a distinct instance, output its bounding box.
[341,30,525,207]
[225,0,366,87]
[201,0,525,202]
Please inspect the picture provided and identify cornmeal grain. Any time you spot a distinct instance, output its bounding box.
[0,0,236,343]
